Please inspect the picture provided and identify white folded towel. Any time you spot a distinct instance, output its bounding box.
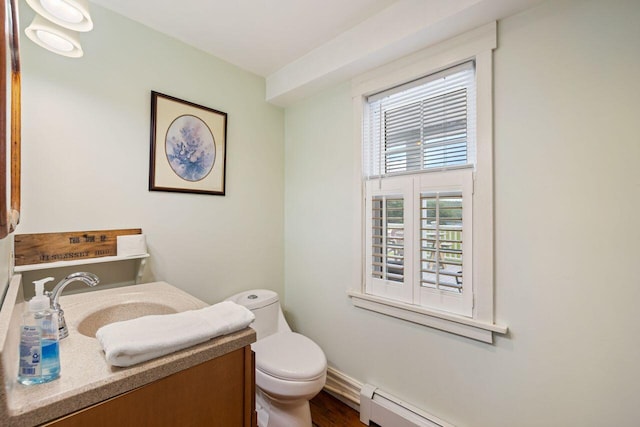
[95,301,255,367]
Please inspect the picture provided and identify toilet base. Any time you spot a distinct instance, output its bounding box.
[256,388,313,427]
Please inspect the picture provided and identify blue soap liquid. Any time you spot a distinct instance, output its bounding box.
[40,339,60,381]
[18,339,60,385]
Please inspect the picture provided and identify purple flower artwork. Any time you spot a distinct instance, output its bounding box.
[165,115,216,182]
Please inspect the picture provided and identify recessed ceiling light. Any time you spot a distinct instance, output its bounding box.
[25,15,83,58]
[26,0,93,32]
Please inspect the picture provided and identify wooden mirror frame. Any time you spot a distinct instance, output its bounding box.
[0,0,20,239]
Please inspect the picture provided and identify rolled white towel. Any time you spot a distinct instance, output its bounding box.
[95,301,255,367]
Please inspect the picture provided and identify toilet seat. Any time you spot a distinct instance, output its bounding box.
[255,368,326,401]
[252,332,326,381]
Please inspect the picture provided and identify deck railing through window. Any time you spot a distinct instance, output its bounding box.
[372,196,404,283]
[420,193,463,292]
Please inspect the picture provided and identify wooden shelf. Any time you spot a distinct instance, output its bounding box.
[14,254,150,273]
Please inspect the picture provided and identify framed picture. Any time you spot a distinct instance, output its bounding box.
[149,91,227,195]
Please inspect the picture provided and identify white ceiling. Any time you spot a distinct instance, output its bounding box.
[89,0,398,77]
[88,0,544,106]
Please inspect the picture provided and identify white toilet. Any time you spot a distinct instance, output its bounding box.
[227,289,327,427]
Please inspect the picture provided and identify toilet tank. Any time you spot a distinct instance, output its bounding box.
[226,289,286,340]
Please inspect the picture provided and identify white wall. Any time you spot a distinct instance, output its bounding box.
[17,3,285,303]
[284,0,640,426]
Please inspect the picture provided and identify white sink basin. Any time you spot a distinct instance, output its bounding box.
[77,302,178,337]
[62,283,208,338]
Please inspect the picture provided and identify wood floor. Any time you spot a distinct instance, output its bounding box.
[311,391,364,427]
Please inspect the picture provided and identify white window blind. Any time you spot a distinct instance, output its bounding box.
[364,61,476,178]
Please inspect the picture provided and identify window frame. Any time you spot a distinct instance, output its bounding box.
[348,22,507,343]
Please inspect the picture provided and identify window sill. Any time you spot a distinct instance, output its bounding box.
[347,291,507,343]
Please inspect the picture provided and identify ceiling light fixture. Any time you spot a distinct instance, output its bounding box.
[25,0,93,32]
[25,15,84,58]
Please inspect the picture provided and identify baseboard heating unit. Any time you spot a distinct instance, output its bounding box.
[359,384,455,427]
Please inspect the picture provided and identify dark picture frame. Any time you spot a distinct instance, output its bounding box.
[149,91,227,195]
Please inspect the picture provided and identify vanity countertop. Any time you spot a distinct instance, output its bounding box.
[0,275,256,427]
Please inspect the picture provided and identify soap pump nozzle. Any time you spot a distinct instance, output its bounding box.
[29,277,55,312]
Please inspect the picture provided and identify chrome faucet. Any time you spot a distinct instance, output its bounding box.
[46,272,100,339]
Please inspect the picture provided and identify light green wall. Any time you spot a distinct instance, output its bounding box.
[284,0,640,426]
[9,0,640,424]
[17,2,285,303]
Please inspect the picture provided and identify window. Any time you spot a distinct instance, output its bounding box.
[364,61,475,177]
[349,23,507,343]
[364,63,475,317]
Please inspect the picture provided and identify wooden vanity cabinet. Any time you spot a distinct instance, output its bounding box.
[45,346,256,427]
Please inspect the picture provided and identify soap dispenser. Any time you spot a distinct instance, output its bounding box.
[17,277,61,385]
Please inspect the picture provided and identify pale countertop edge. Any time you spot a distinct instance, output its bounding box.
[0,275,25,424]
[0,275,22,359]
[0,278,257,427]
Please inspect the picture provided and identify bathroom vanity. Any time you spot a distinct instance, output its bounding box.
[44,347,255,426]
[0,276,257,426]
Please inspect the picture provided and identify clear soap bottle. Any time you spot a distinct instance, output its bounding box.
[17,277,60,385]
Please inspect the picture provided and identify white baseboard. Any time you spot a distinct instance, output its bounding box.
[360,384,455,427]
[323,367,453,427]
[323,366,362,411]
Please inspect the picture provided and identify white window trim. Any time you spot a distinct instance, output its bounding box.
[349,22,508,343]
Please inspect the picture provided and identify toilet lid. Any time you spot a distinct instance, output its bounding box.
[226,289,279,310]
[253,332,326,381]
